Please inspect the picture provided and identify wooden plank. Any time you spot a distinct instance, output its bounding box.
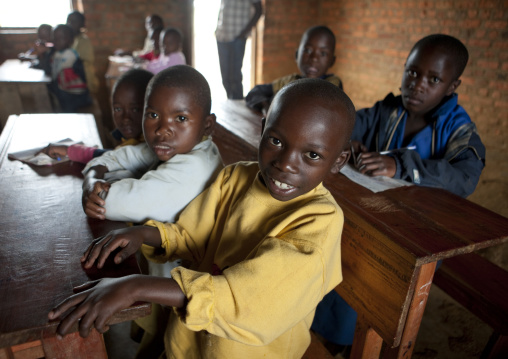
[351,320,383,359]
[0,114,150,349]
[41,330,107,359]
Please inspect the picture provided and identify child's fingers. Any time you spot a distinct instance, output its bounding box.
[48,291,88,322]
[73,280,101,293]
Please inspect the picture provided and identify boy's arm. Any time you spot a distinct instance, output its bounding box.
[82,225,162,268]
[82,165,110,219]
[237,1,263,39]
[170,203,343,346]
[394,127,485,198]
[245,83,273,114]
[100,145,222,223]
[48,275,185,339]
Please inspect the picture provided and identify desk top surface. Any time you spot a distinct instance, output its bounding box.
[212,99,508,263]
[0,114,149,347]
[0,59,51,83]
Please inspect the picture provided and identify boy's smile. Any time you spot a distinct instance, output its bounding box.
[297,30,336,79]
[258,95,349,202]
[143,86,214,162]
[401,45,460,118]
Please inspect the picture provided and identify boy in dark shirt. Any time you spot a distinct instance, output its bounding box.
[246,25,343,115]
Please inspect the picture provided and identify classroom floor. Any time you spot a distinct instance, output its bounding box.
[104,283,494,359]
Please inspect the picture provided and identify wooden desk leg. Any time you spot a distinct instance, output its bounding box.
[383,262,436,359]
[41,330,108,359]
[350,319,383,359]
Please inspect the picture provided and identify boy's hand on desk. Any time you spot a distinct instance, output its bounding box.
[83,181,111,220]
[82,226,160,269]
[355,152,396,178]
[48,275,140,339]
[39,144,69,159]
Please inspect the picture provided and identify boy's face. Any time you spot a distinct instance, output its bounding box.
[53,29,72,51]
[161,33,180,55]
[38,28,51,43]
[66,14,82,35]
[401,45,461,117]
[112,82,145,140]
[258,96,349,202]
[143,85,214,162]
[296,31,336,79]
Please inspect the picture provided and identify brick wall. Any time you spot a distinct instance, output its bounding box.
[0,0,192,134]
[259,0,508,216]
[78,0,193,131]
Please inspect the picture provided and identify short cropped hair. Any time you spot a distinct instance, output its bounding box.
[112,69,154,96]
[162,27,183,44]
[409,34,469,79]
[302,25,336,51]
[146,65,211,115]
[38,24,52,34]
[275,79,356,144]
[68,11,85,27]
[53,24,74,42]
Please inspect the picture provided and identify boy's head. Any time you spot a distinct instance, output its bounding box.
[259,79,355,201]
[145,14,164,33]
[401,34,468,117]
[53,25,74,51]
[111,69,154,140]
[66,11,85,35]
[296,26,336,79]
[143,65,215,162]
[37,24,52,43]
[160,28,183,56]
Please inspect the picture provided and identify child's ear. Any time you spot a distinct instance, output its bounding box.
[203,114,216,136]
[446,79,461,96]
[330,149,351,174]
[330,55,336,68]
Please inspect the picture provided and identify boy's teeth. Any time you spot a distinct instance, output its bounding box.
[273,179,293,189]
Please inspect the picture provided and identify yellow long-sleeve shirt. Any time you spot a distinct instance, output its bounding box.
[143,162,344,358]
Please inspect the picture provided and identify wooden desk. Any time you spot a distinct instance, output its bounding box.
[211,99,508,359]
[0,60,53,130]
[0,114,150,358]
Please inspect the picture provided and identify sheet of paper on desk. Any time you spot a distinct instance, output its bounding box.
[340,164,413,193]
[7,138,83,166]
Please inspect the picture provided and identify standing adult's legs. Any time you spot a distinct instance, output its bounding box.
[217,38,247,99]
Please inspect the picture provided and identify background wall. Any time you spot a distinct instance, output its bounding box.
[0,0,506,217]
[259,0,508,218]
[0,0,192,138]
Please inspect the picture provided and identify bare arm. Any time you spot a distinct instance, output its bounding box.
[48,275,185,338]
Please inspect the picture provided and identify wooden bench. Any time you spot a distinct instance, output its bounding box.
[433,252,508,359]
[302,332,335,359]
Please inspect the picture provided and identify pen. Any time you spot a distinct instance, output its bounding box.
[379,146,416,155]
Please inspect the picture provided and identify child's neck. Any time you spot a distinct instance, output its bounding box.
[404,112,428,143]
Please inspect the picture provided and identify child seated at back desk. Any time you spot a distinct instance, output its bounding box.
[67,11,99,95]
[41,69,153,163]
[137,27,162,62]
[311,33,486,354]
[48,78,356,359]
[146,27,186,74]
[47,24,92,113]
[246,25,343,115]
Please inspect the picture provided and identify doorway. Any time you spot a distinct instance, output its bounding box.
[192,0,253,101]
